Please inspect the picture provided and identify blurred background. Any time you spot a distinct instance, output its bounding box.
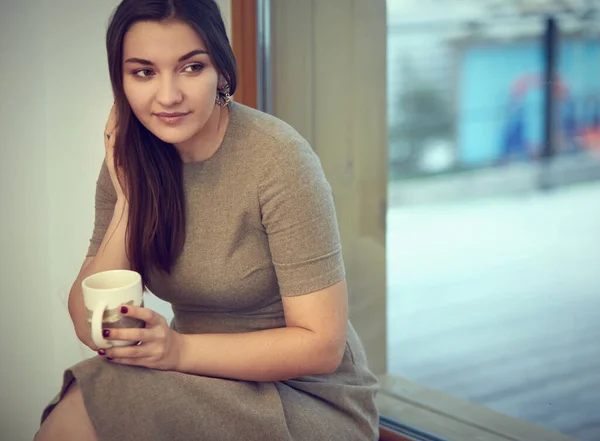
[386,1,600,440]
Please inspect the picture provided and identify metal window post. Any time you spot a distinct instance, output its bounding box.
[256,0,273,114]
[542,16,559,160]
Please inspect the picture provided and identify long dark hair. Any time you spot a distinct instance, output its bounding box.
[106,0,237,285]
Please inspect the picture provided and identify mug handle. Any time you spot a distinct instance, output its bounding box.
[91,302,111,349]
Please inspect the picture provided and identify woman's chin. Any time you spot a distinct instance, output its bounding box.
[151,129,193,146]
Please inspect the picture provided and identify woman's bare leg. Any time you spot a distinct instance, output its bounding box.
[35,381,98,441]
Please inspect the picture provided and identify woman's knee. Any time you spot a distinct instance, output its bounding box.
[62,380,84,405]
[35,381,97,441]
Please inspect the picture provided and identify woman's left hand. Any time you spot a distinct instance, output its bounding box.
[100,305,184,371]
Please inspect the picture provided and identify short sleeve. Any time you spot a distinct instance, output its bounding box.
[258,137,345,297]
[86,161,117,257]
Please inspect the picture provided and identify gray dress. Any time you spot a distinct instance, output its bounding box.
[41,102,380,441]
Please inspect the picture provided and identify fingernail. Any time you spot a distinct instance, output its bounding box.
[102,329,110,338]
[107,357,113,361]
[98,349,106,356]
[120,306,128,314]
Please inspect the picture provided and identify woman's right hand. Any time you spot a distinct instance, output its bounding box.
[79,329,100,352]
[104,103,127,201]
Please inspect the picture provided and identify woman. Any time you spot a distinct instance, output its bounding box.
[36,0,379,440]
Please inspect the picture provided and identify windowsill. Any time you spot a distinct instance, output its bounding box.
[377,374,579,441]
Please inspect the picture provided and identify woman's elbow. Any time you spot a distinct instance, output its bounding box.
[316,339,346,374]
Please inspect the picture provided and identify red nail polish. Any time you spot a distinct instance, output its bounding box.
[102,329,110,338]
[98,349,106,356]
[107,357,113,361]
[120,306,128,314]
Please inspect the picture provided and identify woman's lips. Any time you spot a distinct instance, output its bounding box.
[155,112,190,124]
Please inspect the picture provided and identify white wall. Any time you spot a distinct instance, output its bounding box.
[0,0,230,439]
[0,1,116,439]
[0,1,56,439]
[218,0,232,38]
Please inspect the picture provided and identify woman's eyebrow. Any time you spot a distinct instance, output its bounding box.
[124,49,208,66]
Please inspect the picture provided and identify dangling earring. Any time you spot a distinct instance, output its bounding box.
[216,86,231,107]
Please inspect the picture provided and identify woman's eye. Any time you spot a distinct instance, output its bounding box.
[184,64,204,73]
[133,69,154,78]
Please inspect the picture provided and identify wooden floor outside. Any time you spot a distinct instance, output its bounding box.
[386,172,600,441]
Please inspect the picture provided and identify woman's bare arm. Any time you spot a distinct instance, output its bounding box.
[174,280,348,381]
[68,200,130,350]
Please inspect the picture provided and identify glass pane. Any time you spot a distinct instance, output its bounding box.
[386,1,600,440]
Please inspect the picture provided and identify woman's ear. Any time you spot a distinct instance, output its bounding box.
[218,73,231,90]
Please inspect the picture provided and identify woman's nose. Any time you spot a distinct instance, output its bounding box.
[156,76,183,107]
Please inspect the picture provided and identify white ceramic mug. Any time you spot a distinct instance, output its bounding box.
[81,269,145,349]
